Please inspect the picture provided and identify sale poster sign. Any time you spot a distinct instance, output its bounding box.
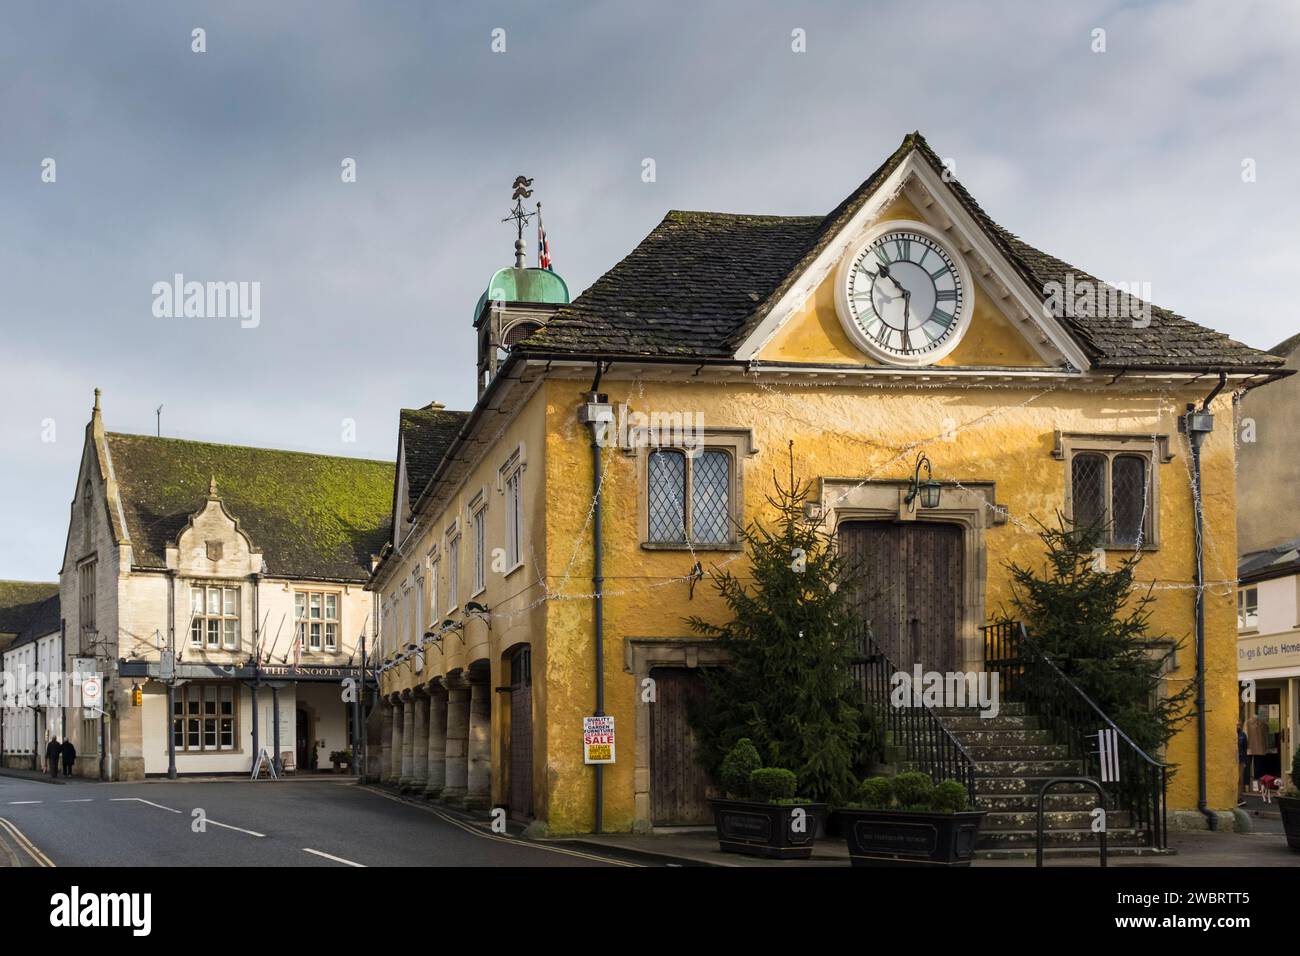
[583,715,615,764]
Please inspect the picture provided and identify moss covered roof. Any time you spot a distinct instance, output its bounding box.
[0,581,60,638]
[105,433,394,582]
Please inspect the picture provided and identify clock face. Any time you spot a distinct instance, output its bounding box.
[838,226,970,364]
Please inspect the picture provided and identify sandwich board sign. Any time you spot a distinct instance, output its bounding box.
[250,748,279,780]
[583,715,615,764]
[81,674,103,719]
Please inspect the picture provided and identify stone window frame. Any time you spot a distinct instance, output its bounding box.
[77,557,97,648]
[498,446,526,577]
[468,489,488,599]
[631,427,757,552]
[426,545,441,633]
[444,520,461,615]
[188,581,241,651]
[1054,431,1171,551]
[294,588,342,655]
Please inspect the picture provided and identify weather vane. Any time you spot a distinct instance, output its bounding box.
[502,175,536,268]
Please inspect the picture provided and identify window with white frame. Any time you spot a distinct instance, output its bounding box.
[446,526,461,610]
[503,458,523,570]
[647,448,734,546]
[190,584,240,649]
[428,553,440,625]
[171,682,237,752]
[471,496,487,595]
[295,591,339,653]
[1238,586,1259,631]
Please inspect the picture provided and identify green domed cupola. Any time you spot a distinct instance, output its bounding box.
[474,176,570,397]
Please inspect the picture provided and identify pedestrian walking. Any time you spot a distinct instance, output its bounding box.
[60,737,77,778]
[44,736,61,778]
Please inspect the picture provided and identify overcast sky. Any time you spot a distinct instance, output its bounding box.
[2,0,1297,580]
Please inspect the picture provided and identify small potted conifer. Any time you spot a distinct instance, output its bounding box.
[1279,745,1300,852]
[838,772,986,867]
[708,738,828,859]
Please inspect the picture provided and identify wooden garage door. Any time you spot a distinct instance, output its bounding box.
[649,667,714,826]
[838,520,962,673]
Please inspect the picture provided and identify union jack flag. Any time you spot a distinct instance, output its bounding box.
[537,204,552,270]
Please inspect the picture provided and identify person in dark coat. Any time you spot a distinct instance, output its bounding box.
[60,738,77,778]
[44,736,61,778]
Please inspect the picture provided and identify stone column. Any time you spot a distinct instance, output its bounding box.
[380,699,395,783]
[411,691,430,791]
[466,673,492,811]
[443,677,470,805]
[388,695,404,786]
[424,683,448,799]
[399,690,415,789]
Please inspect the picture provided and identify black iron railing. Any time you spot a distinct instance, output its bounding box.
[983,620,1168,850]
[849,623,977,802]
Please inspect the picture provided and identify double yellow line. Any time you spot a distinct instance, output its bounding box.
[0,817,55,868]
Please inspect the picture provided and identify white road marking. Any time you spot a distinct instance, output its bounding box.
[7,801,42,805]
[110,797,182,814]
[358,784,641,867]
[302,847,366,867]
[206,819,266,838]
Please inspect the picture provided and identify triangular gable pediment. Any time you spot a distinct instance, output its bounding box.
[737,146,1090,372]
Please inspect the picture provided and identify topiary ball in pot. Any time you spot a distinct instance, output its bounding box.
[719,738,763,800]
[931,779,971,813]
[858,776,894,810]
[749,767,798,803]
[893,771,935,810]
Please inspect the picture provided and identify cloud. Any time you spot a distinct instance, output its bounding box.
[0,0,1296,575]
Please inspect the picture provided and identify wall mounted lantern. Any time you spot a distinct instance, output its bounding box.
[904,452,942,512]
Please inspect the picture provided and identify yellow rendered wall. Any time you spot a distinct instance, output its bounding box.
[541,376,1240,832]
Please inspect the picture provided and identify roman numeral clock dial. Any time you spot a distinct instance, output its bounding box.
[834,222,974,366]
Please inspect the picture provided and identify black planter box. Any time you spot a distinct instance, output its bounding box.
[838,807,986,867]
[1279,796,1300,852]
[709,798,828,859]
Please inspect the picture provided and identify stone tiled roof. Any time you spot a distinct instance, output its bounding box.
[1240,535,1300,582]
[105,433,394,582]
[0,581,59,640]
[398,405,471,510]
[523,132,1281,373]
[1268,332,1300,358]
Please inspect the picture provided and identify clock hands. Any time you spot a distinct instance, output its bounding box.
[876,260,914,350]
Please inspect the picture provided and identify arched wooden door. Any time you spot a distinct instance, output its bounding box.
[838,520,962,673]
[508,647,533,819]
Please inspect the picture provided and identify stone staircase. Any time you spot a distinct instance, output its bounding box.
[922,703,1161,859]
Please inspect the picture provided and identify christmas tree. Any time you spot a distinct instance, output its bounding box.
[1004,514,1193,759]
[687,446,873,805]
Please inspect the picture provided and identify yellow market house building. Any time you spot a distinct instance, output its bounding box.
[368,133,1287,849]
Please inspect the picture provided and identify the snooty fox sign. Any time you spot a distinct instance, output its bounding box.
[583,715,615,764]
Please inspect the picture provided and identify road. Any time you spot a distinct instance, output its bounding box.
[0,773,632,867]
